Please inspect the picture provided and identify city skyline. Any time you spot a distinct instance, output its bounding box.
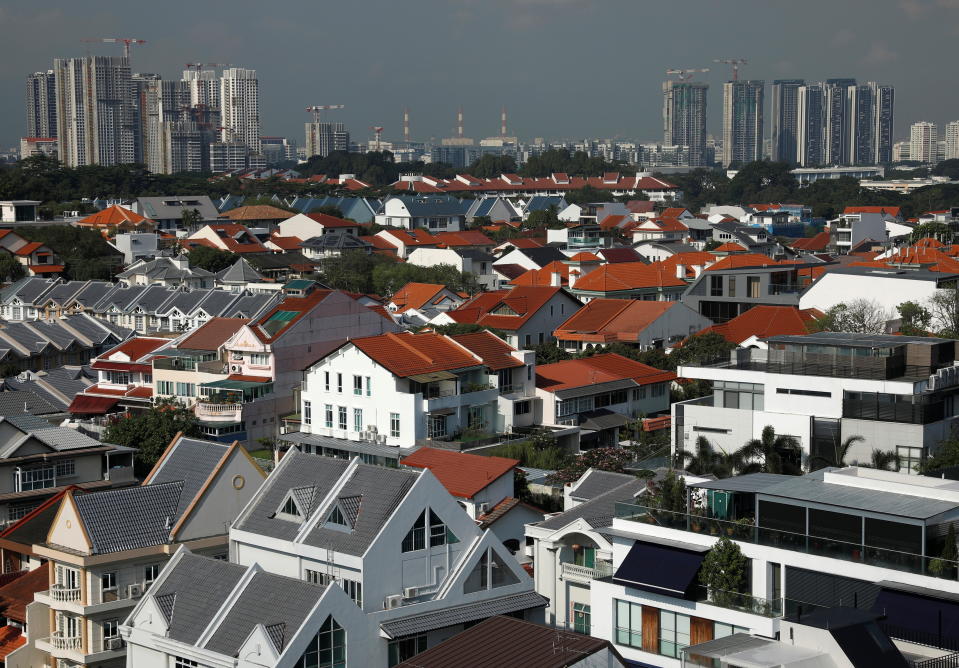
[5,0,959,152]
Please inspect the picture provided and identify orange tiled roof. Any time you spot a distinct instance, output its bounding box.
[554,298,679,343]
[269,234,303,251]
[571,261,686,293]
[536,353,675,392]
[511,260,572,287]
[14,242,45,256]
[789,231,831,252]
[704,254,788,271]
[351,331,483,377]
[843,205,901,217]
[568,252,601,262]
[389,283,448,312]
[446,286,570,331]
[402,447,518,498]
[77,204,153,227]
[100,336,169,362]
[699,306,824,345]
[176,317,248,351]
[713,242,747,253]
[450,330,524,370]
[217,204,293,221]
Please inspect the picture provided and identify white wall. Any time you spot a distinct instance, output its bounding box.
[800,273,943,328]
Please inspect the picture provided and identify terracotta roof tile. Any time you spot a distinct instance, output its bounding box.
[77,204,153,227]
[789,231,831,252]
[571,261,686,292]
[389,283,448,312]
[511,261,571,287]
[450,330,524,370]
[536,353,675,392]
[100,337,169,362]
[446,286,571,331]
[401,447,517,499]
[554,299,679,343]
[0,564,48,624]
[698,306,824,344]
[217,204,293,221]
[176,317,248,351]
[713,242,747,252]
[843,206,902,216]
[351,332,482,377]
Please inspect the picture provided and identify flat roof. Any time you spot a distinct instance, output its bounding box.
[279,431,414,459]
[766,331,951,347]
[689,473,795,493]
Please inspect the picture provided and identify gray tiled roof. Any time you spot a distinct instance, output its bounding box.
[0,390,60,417]
[155,592,177,622]
[72,481,183,554]
[570,470,637,500]
[538,479,644,531]
[216,258,263,284]
[147,436,231,519]
[0,277,56,305]
[69,281,115,307]
[39,281,87,306]
[380,591,549,639]
[117,257,214,280]
[150,552,246,645]
[204,570,325,657]
[235,449,418,555]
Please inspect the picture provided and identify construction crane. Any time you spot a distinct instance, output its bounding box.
[666,68,710,81]
[185,62,231,74]
[82,38,146,61]
[370,126,384,152]
[306,105,345,123]
[714,58,748,81]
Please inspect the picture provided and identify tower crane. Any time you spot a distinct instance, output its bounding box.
[714,58,748,81]
[370,126,384,152]
[306,105,345,123]
[81,38,146,61]
[666,68,710,81]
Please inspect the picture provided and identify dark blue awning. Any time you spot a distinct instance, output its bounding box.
[874,587,959,649]
[612,539,707,599]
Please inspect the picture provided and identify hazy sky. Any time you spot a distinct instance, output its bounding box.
[4,0,959,151]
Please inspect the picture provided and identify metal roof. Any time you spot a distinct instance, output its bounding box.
[767,332,950,348]
[553,377,637,400]
[280,431,415,459]
[689,473,795,493]
[380,591,549,639]
[571,470,637,500]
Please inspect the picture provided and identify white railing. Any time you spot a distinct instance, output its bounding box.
[560,560,614,582]
[50,585,81,602]
[48,633,81,650]
[195,403,243,420]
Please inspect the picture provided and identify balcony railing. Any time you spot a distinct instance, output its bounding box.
[691,585,782,618]
[48,633,81,651]
[561,560,614,582]
[690,349,934,382]
[50,585,80,602]
[614,502,959,581]
[767,283,805,295]
[195,402,243,421]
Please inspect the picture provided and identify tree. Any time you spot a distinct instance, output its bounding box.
[103,399,200,475]
[650,470,687,514]
[897,301,932,336]
[525,206,561,230]
[563,186,615,206]
[180,207,202,230]
[316,204,344,218]
[920,434,959,473]
[700,536,749,605]
[910,222,954,244]
[737,426,803,475]
[860,449,901,471]
[675,436,737,479]
[927,288,959,338]
[187,246,237,273]
[810,435,864,470]
[546,447,634,485]
[814,299,889,334]
[932,159,959,180]
[532,342,573,365]
[671,332,737,368]
[468,154,517,179]
[0,253,25,283]
[930,523,958,577]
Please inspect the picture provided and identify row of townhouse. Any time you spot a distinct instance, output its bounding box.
[121,447,547,667]
[0,276,280,335]
[526,463,959,666]
[0,314,131,374]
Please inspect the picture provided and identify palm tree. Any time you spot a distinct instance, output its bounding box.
[810,435,865,470]
[675,436,738,479]
[859,449,901,471]
[737,426,803,476]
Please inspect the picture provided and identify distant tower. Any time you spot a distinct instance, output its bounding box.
[501,106,507,137]
[219,67,261,153]
[25,70,58,140]
[457,106,464,139]
[663,80,709,167]
[770,79,804,163]
[403,108,410,144]
[722,80,764,167]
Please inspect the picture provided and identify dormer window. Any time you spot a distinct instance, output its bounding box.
[282,497,301,517]
[327,506,346,526]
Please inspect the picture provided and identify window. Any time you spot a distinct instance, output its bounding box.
[101,571,117,595]
[282,497,301,517]
[250,353,269,365]
[402,511,426,552]
[340,578,362,607]
[327,505,346,526]
[515,400,530,416]
[174,658,200,668]
[8,502,38,521]
[175,382,196,397]
[156,380,174,395]
[338,406,347,430]
[897,445,924,474]
[105,370,131,385]
[303,401,312,426]
[573,602,591,634]
[365,376,372,396]
[709,275,723,296]
[324,371,330,392]
[354,408,363,433]
[55,459,75,477]
[336,373,343,393]
[388,634,427,667]
[573,545,595,568]
[305,569,332,585]
[354,375,363,395]
[325,404,333,429]
[650,383,665,397]
[747,275,761,298]
[103,618,120,639]
[390,413,400,438]
[144,564,159,587]
[294,616,345,668]
[464,547,519,593]
[728,276,736,298]
[615,600,643,648]
[659,609,690,658]
[429,509,457,547]
[777,388,831,397]
[16,465,55,492]
[428,414,447,438]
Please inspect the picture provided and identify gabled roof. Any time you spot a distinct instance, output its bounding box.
[218,204,293,221]
[77,204,153,227]
[571,261,686,293]
[0,563,49,624]
[389,283,449,313]
[713,242,747,253]
[510,260,571,287]
[69,482,184,554]
[536,353,675,392]
[596,247,644,264]
[216,257,265,283]
[446,286,576,331]
[401,447,518,499]
[143,435,238,521]
[450,330,524,370]
[249,288,333,343]
[350,332,482,377]
[789,231,831,252]
[196,224,269,254]
[699,306,824,345]
[554,298,680,343]
[844,206,902,217]
[99,336,169,362]
[304,212,358,228]
[176,318,249,351]
[704,254,790,271]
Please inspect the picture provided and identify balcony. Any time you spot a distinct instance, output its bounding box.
[50,585,80,602]
[767,283,805,295]
[195,402,243,422]
[689,348,933,382]
[47,633,81,651]
[561,560,614,584]
[614,502,959,582]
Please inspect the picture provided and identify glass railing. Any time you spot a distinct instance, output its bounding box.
[692,585,782,618]
[614,502,959,581]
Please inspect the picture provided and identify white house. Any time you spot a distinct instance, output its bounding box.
[277,212,362,239]
[406,247,497,289]
[374,195,468,231]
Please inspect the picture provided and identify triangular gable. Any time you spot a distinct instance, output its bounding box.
[436,529,526,599]
[1,434,57,459]
[45,490,93,554]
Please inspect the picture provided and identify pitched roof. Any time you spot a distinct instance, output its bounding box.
[218,204,293,221]
[510,260,572,287]
[789,231,831,252]
[844,206,902,217]
[77,204,153,227]
[99,336,168,362]
[535,353,675,392]
[173,318,248,352]
[304,212,358,228]
[699,306,824,345]
[450,330,524,370]
[446,286,575,331]
[704,253,790,271]
[70,482,184,554]
[249,288,333,343]
[388,283,448,312]
[144,435,240,520]
[350,332,482,377]
[401,447,518,498]
[596,247,645,263]
[553,298,679,342]
[570,261,686,293]
[0,564,49,623]
[713,242,747,252]
[216,257,265,283]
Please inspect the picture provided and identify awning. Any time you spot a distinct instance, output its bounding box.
[201,378,270,391]
[427,407,456,416]
[408,371,456,383]
[380,591,548,639]
[67,395,119,415]
[874,585,959,647]
[612,539,707,599]
[554,378,636,400]
[578,408,630,431]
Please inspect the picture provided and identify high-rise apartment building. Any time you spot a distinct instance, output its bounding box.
[53,56,134,167]
[722,80,764,167]
[893,140,911,162]
[769,79,804,163]
[910,121,938,163]
[944,121,959,161]
[872,83,895,164]
[25,70,57,140]
[823,78,855,164]
[219,67,260,154]
[846,82,894,165]
[305,121,350,158]
[663,80,709,167]
[796,82,825,166]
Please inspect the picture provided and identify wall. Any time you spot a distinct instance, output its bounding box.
[800,273,943,328]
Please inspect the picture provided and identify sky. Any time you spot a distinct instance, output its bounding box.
[4,0,959,151]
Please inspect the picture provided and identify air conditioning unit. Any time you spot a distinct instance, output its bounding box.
[105,637,124,651]
[376,434,387,444]
[384,594,404,609]
[477,502,490,515]
[403,586,420,599]
[127,583,143,599]
[230,365,242,373]
[367,425,378,434]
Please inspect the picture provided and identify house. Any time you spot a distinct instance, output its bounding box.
[672,332,959,470]
[217,204,293,229]
[215,257,270,292]
[0,201,39,224]
[277,212,362,240]
[115,256,215,289]
[76,205,156,234]
[0,563,47,659]
[465,196,521,223]
[569,261,687,303]
[711,221,780,257]
[8,434,266,668]
[547,220,604,250]
[300,233,373,259]
[433,286,583,349]
[595,247,646,264]
[187,223,270,254]
[395,615,628,667]
[493,246,569,279]
[0,314,132,374]
[630,217,689,244]
[292,330,536,450]
[587,466,959,666]
[0,414,136,526]
[387,283,466,326]
[554,299,712,353]
[219,448,545,666]
[0,229,63,277]
[375,195,469,231]
[133,195,220,232]
[697,305,823,348]
[111,232,160,265]
[535,353,675,448]
[286,195,379,223]
[1,366,98,419]
[407,247,497,290]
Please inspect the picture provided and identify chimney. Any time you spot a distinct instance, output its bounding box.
[692,264,704,278]
[675,263,686,279]
[550,270,562,287]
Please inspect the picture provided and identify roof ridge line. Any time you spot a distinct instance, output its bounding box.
[384,332,435,364]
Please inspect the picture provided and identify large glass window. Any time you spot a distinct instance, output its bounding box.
[354,375,363,396]
[464,547,518,593]
[390,413,400,438]
[388,634,427,667]
[897,445,924,474]
[294,616,345,668]
[615,600,643,648]
[16,466,55,492]
[338,406,347,430]
[303,401,312,426]
[325,404,333,429]
[573,545,595,568]
[659,610,690,658]
[353,408,363,433]
[429,509,457,547]
[573,603,591,634]
[402,511,426,552]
